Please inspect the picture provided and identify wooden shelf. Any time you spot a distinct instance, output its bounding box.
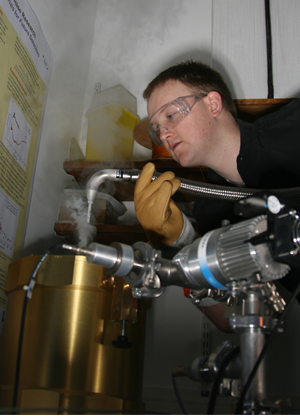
[234,98,294,122]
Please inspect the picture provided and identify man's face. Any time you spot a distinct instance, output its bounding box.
[147,80,216,167]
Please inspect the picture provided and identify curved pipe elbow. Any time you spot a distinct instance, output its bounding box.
[86,169,119,204]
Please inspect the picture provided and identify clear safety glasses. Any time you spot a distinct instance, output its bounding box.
[147,93,208,146]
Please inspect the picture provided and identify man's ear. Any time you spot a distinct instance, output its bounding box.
[207,91,223,117]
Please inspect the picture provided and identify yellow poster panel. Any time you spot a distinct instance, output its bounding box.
[0,4,46,308]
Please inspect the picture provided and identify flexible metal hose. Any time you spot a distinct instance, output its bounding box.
[118,169,300,201]
[86,168,300,222]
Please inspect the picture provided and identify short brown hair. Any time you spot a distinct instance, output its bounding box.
[143,60,236,117]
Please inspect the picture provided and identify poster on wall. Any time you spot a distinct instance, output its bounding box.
[0,0,53,317]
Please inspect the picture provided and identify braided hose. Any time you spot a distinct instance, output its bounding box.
[86,168,300,222]
[119,169,300,201]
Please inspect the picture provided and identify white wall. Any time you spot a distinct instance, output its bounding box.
[212,0,300,99]
[22,0,99,256]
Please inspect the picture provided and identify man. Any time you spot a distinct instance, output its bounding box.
[134,60,300,332]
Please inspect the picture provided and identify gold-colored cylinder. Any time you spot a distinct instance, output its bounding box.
[0,255,147,413]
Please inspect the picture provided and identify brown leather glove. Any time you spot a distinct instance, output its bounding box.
[134,162,183,245]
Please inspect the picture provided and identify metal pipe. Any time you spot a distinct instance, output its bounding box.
[240,330,266,406]
[118,168,258,200]
[86,168,300,222]
[86,169,123,222]
[231,294,269,410]
[119,169,300,200]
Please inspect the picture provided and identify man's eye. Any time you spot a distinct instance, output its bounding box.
[166,112,180,123]
[167,113,175,120]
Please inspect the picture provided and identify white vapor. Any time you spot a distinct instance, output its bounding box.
[65,195,96,248]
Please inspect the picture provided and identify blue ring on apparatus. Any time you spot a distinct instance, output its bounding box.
[199,257,227,290]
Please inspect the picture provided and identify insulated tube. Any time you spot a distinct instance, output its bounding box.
[86,168,300,222]
[86,169,125,222]
[118,169,300,201]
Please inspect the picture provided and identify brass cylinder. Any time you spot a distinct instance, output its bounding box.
[0,255,147,413]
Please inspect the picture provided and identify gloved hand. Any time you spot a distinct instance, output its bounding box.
[134,162,183,245]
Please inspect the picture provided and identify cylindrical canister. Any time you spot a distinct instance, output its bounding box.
[0,255,148,413]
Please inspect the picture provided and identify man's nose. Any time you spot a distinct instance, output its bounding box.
[159,126,174,143]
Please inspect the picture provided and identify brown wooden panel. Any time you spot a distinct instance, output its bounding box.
[234,98,294,122]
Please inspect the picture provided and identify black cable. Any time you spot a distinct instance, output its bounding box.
[265,0,274,98]
[171,373,187,415]
[12,245,63,411]
[234,279,300,414]
[207,346,240,415]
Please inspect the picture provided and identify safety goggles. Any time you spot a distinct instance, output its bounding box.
[147,93,208,146]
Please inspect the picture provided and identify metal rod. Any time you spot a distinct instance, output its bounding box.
[265,0,274,98]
